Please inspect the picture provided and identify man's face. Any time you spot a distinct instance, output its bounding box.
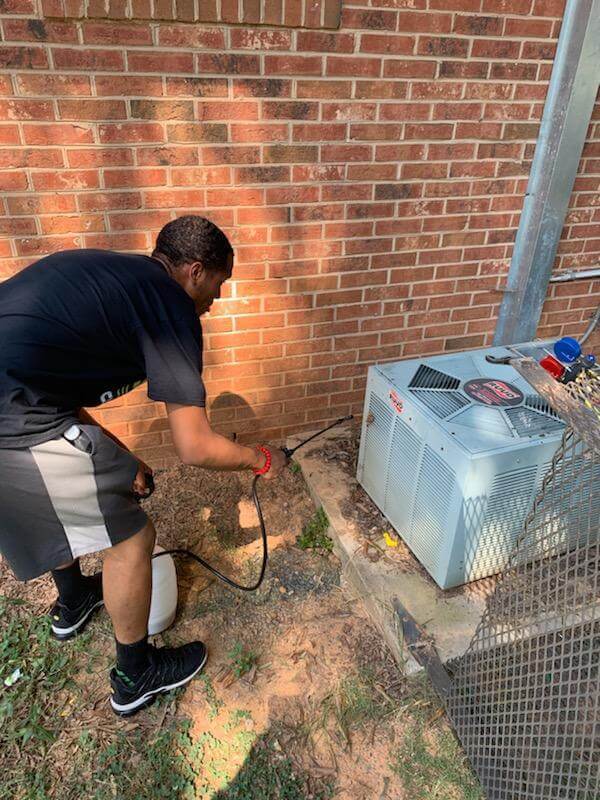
[187,252,233,316]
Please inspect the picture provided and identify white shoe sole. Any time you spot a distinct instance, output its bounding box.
[110,648,208,715]
[51,599,104,639]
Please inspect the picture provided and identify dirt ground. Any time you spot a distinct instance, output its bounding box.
[0,456,480,799]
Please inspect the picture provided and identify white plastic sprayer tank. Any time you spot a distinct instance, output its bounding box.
[148,546,177,635]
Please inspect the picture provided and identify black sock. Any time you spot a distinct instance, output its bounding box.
[115,636,150,679]
[51,559,88,608]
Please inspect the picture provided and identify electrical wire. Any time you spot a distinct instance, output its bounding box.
[151,415,353,591]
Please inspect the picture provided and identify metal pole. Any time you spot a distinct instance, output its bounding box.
[493,0,600,345]
[549,267,600,282]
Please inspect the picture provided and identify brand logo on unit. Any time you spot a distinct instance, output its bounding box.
[389,389,404,413]
[463,378,524,407]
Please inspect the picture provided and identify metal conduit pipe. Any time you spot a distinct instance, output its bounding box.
[549,268,600,283]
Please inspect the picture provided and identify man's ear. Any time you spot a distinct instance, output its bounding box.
[189,261,205,283]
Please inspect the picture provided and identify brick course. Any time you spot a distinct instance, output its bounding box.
[0,0,599,466]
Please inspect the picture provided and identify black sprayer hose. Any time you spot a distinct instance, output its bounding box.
[151,415,353,592]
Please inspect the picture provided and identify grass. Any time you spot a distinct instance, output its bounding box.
[296,507,333,552]
[390,718,483,800]
[227,641,257,679]
[213,734,334,800]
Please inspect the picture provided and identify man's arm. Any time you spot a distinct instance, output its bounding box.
[166,403,286,477]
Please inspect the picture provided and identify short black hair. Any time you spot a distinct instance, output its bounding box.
[153,215,233,271]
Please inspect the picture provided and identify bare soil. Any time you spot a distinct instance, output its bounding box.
[0,459,472,799]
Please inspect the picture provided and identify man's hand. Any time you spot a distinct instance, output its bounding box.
[132,457,154,497]
[256,446,288,481]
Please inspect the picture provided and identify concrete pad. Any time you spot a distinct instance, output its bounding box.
[288,424,488,673]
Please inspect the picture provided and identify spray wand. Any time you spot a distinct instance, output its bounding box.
[150,415,353,592]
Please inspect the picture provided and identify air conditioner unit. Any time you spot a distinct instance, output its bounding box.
[357,342,599,589]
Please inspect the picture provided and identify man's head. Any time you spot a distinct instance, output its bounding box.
[152,215,233,315]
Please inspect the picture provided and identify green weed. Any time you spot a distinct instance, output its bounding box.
[296,507,333,552]
[200,673,224,720]
[227,641,257,679]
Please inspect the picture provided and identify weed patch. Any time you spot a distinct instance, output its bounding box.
[296,508,333,552]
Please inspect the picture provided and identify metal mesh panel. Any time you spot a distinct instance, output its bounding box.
[447,363,600,799]
[409,389,469,418]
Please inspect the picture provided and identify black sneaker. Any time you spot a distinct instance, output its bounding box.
[109,641,208,717]
[49,573,104,641]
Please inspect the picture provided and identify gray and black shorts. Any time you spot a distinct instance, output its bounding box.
[0,423,149,581]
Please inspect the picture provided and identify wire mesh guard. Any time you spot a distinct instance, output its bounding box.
[447,362,600,800]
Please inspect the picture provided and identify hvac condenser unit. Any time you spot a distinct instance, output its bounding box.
[357,342,582,589]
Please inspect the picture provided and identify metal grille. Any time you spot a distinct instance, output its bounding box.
[447,362,600,799]
[409,388,469,418]
[409,363,460,390]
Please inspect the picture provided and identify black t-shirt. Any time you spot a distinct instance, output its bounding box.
[0,249,206,448]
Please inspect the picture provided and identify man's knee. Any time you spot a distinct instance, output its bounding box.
[107,521,155,563]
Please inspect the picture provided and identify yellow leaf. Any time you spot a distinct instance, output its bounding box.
[383,531,399,548]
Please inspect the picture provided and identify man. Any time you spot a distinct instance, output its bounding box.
[0,215,287,716]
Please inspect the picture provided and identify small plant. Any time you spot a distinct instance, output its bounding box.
[200,673,224,720]
[227,642,257,679]
[289,460,302,475]
[297,507,333,552]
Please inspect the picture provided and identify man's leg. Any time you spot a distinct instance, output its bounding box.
[103,519,155,679]
[103,519,155,644]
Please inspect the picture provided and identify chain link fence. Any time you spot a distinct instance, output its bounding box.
[447,360,600,800]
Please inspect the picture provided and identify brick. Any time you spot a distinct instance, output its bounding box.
[433,102,483,120]
[490,62,537,80]
[349,124,402,142]
[201,145,260,164]
[383,59,437,79]
[471,39,520,58]
[82,21,152,44]
[171,165,230,186]
[136,146,198,167]
[404,123,453,140]
[197,100,259,120]
[16,235,81,257]
[67,148,133,168]
[411,81,463,99]
[32,170,99,190]
[130,99,193,120]
[0,45,48,69]
[1,0,36,11]
[231,123,288,143]
[342,8,397,30]
[326,56,381,78]
[95,75,164,95]
[453,14,503,35]
[264,54,323,76]
[166,77,228,97]
[52,47,124,71]
[321,144,372,162]
[417,36,469,57]
[297,31,355,52]
[505,17,553,36]
[0,99,54,120]
[233,78,291,98]
[3,18,78,42]
[197,53,259,75]
[15,74,92,96]
[503,122,540,140]
[262,101,319,120]
[235,166,290,184]
[0,170,29,191]
[482,0,533,12]
[127,50,193,73]
[0,125,22,145]
[104,168,167,188]
[438,60,488,78]
[167,122,228,143]
[522,41,556,60]
[157,25,225,48]
[231,28,291,49]
[262,144,317,163]
[360,34,415,55]
[354,80,407,100]
[143,188,204,208]
[98,122,164,143]
[380,102,431,121]
[23,122,93,145]
[401,10,454,32]
[59,99,127,120]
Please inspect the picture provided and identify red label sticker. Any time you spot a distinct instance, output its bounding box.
[463,378,523,407]
[389,389,404,413]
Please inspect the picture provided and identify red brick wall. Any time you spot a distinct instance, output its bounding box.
[1,0,598,466]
